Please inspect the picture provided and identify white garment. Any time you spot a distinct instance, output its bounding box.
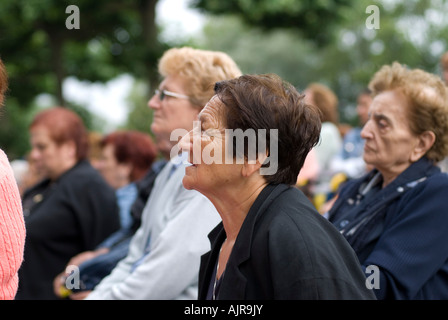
[86,155,220,300]
[314,122,342,172]
[438,157,448,173]
[313,122,342,193]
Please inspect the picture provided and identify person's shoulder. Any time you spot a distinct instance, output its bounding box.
[266,186,325,227]
[67,160,101,180]
[265,195,343,254]
[0,148,7,162]
[428,171,448,183]
[410,171,448,191]
[60,161,113,192]
[0,149,11,179]
[409,172,448,197]
[273,185,316,208]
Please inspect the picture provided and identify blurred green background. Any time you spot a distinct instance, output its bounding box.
[1,0,447,160]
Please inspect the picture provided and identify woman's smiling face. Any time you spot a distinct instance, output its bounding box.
[181,95,242,194]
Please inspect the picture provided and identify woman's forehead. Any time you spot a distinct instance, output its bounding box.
[199,96,225,125]
[370,90,409,123]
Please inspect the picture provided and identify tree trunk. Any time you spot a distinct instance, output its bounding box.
[139,0,162,93]
[47,31,66,107]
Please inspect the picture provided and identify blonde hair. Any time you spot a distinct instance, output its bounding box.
[306,83,339,124]
[369,62,448,162]
[158,47,242,108]
[0,58,7,107]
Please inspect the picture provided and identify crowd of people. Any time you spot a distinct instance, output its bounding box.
[0,47,448,300]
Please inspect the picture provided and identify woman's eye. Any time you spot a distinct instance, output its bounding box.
[201,128,211,139]
[202,129,221,141]
[378,120,387,129]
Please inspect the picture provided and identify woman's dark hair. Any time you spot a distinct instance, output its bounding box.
[214,73,321,185]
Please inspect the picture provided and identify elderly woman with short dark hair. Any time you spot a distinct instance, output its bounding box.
[180,73,376,300]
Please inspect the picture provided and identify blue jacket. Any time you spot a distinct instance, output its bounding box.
[328,156,448,299]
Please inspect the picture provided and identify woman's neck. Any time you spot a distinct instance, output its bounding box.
[208,179,268,241]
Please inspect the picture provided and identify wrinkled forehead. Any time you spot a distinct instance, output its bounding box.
[370,90,410,124]
[199,95,227,128]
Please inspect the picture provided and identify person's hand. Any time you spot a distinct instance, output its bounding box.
[52,247,109,298]
[67,248,109,267]
[53,272,70,298]
[69,290,92,300]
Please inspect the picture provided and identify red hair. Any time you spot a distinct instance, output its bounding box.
[30,107,89,161]
[101,130,158,182]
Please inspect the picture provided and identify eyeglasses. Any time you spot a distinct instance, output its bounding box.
[154,89,190,101]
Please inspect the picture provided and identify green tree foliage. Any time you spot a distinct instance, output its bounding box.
[191,0,354,46]
[123,79,154,136]
[0,0,163,107]
[0,0,165,158]
[1,0,447,159]
[195,0,448,125]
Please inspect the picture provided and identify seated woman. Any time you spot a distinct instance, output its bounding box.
[53,130,160,298]
[326,62,448,299]
[179,73,376,300]
[17,107,120,300]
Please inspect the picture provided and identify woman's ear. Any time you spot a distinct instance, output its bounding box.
[410,130,436,162]
[241,153,267,177]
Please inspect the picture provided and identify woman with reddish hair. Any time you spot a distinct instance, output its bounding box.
[98,131,157,188]
[53,130,161,299]
[0,57,26,300]
[17,107,120,300]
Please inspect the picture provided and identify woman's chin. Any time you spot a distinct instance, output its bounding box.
[182,175,195,190]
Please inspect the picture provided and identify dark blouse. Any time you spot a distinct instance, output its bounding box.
[17,160,120,300]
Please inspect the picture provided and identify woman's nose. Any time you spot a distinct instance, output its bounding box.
[29,148,40,161]
[360,120,372,139]
[148,94,159,110]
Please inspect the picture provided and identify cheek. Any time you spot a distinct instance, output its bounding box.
[164,111,188,133]
[99,163,113,177]
[42,149,57,163]
[374,136,409,162]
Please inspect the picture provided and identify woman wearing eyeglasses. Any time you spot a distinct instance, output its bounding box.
[84,47,242,300]
[149,49,241,160]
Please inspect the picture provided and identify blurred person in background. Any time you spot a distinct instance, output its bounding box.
[16,107,120,300]
[327,62,448,299]
[53,130,159,299]
[330,88,372,179]
[0,57,26,300]
[319,89,373,214]
[304,83,342,209]
[440,51,448,85]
